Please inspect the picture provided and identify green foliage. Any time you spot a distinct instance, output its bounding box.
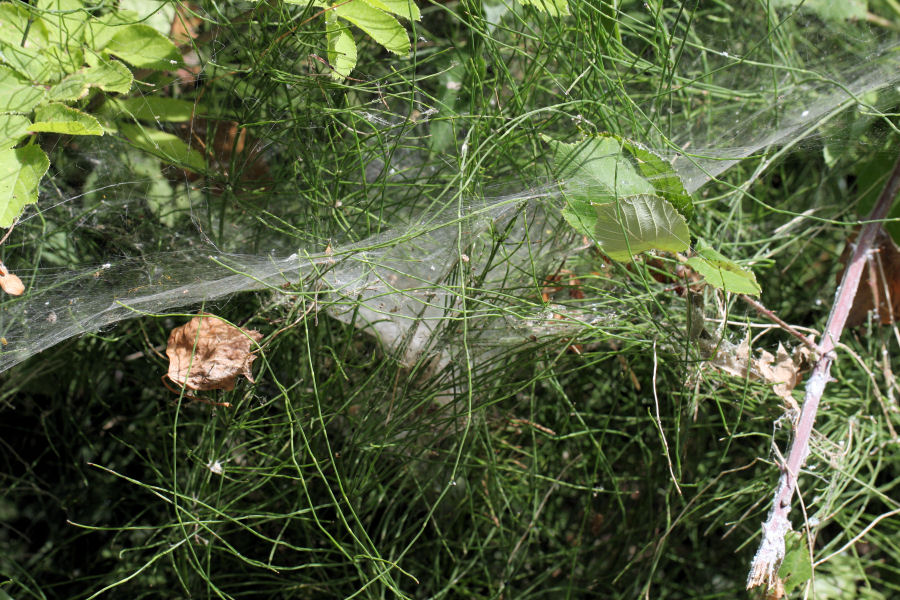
[0,146,50,228]
[304,0,420,79]
[770,0,867,21]
[687,239,761,296]
[550,135,760,294]
[779,531,813,595]
[549,134,692,261]
[114,123,206,172]
[0,0,195,228]
[519,0,570,16]
[593,194,690,261]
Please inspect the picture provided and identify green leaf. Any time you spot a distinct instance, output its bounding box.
[107,97,197,122]
[37,0,90,47]
[104,24,181,69]
[48,57,133,101]
[0,4,50,48]
[332,2,410,55]
[593,194,690,261]
[86,57,133,93]
[30,103,104,136]
[118,0,178,37]
[778,531,813,595]
[0,42,73,82]
[770,0,866,21]
[0,114,31,149]
[519,0,570,16]
[0,145,50,227]
[547,135,656,200]
[686,239,761,296]
[362,0,421,21]
[619,137,693,220]
[547,134,693,220]
[326,21,358,80]
[116,123,205,172]
[0,66,45,112]
[560,195,596,239]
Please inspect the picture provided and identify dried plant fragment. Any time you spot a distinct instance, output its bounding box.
[166,313,263,391]
[0,262,24,296]
[843,228,900,326]
[702,337,812,412]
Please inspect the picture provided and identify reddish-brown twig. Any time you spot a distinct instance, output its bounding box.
[747,149,900,590]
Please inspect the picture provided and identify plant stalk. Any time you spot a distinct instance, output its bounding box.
[747,149,900,589]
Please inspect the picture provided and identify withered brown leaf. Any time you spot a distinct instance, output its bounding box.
[844,227,900,327]
[166,313,263,391]
[702,337,812,412]
[0,271,24,296]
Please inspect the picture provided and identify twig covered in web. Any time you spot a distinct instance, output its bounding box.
[747,150,900,590]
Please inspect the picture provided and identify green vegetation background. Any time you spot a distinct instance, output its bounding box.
[2,0,900,598]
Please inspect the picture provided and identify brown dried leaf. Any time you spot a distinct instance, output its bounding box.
[844,228,900,326]
[703,337,812,411]
[166,313,263,391]
[0,272,24,296]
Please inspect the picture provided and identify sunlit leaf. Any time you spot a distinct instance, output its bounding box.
[107,97,197,122]
[30,103,104,136]
[326,20,358,80]
[0,114,31,149]
[0,145,50,227]
[0,66,45,112]
[48,58,133,101]
[104,24,181,69]
[687,239,761,296]
[770,0,866,21]
[778,531,813,595]
[520,0,570,16]
[362,0,421,21]
[332,1,409,55]
[593,194,690,261]
[0,3,50,48]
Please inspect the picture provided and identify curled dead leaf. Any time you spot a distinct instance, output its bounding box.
[702,337,813,412]
[842,228,900,326]
[0,271,24,296]
[165,313,263,391]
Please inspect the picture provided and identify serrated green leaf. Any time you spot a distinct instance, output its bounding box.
[116,123,205,172]
[686,239,761,296]
[362,0,420,21]
[104,24,181,69]
[548,135,655,200]
[332,1,409,55]
[0,65,45,112]
[0,114,31,149]
[593,194,690,261]
[619,136,693,220]
[326,21,358,80]
[48,58,133,101]
[30,103,103,135]
[778,531,813,595]
[108,97,197,122]
[47,73,90,101]
[87,57,133,93]
[520,0,570,16]
[0,144,50,227]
